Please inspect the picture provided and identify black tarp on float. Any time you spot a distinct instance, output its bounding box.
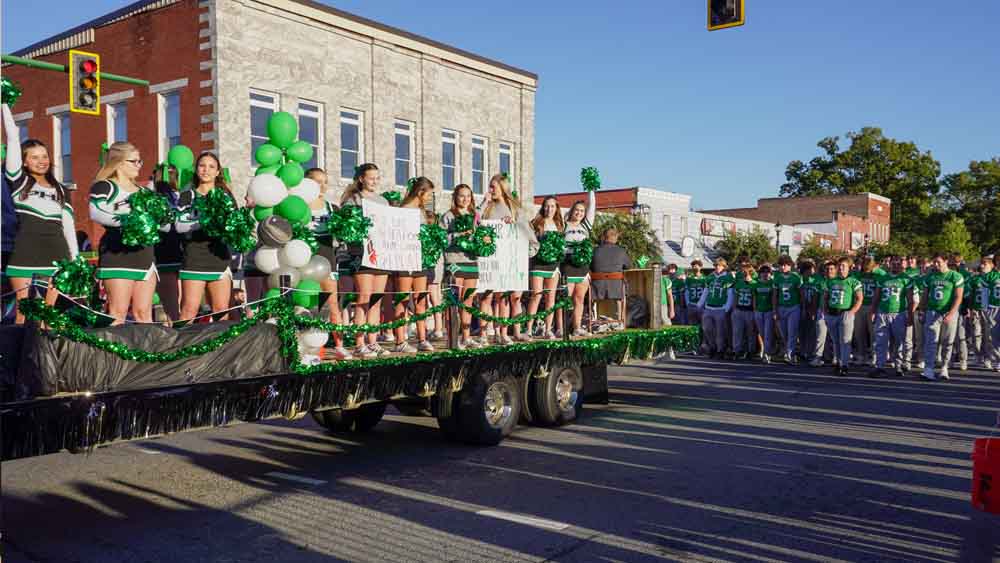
[15,322,289,399]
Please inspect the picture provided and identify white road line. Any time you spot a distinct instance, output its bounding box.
[264,471,328,486]
[475,510,570,531]
[136,448,163,455]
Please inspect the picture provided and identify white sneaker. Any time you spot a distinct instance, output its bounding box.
[809,358,824,368]
[430,330,445,341]
[922,367,936,381]
[485,326,496,337]
[455,339,467,351]
[515,333,532,343]
[356,344,377,359]
[959,361,967,372]
[417,340,435,352]
[383,333,395,343]
[499,334,514,346]
[371,342,391,357]
[917,361,926,370]
[981,360,993,370]
[331,346,353,361]
[668,349,676,361]
[394,341,417,354]
[762,354,771,364]
[939,366,950,380]
[571,328,589,337]
[546,331,558,341]
[466,337,483,349]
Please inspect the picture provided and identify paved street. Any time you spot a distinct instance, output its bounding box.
[3,357,999,563]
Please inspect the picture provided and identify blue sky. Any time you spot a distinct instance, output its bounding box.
[4,1,998,209]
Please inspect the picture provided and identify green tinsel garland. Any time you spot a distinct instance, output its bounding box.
[2,77,23,108]
[448,295,570,326]
[193,188,256,252]
[291,223,319,254]
[118,189,175,247]
[580,167,602,192]
[327,205,372,245]
[19,297,700,375]
[566,240,594,268]
[419,223,448,269]
[296,303,449,336]
[456,226,497,258]
[535,231,566,264]
[51,256,96,297]
[381,190,402,205]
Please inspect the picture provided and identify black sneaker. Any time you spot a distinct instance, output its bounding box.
[867,368,886,379]
[838,367,850,377]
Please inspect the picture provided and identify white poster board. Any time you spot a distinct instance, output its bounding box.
[478,219,529,292]
[361,200,421,271]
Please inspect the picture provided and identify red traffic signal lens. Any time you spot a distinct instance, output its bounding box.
[80,59,97,73]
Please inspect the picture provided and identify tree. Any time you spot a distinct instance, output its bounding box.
[939,158,1000,255]
[867,239,911,262]
[714,227,778,265]
[780,127,941,249]
[797,236,840,264]
[591,212,663,264]
[930,216,978,259]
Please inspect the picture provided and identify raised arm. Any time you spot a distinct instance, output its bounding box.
[2,104,23,182]
[584,189,596,228]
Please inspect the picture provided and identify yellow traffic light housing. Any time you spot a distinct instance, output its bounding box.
[69,50,100,115]
[708,0,745,31]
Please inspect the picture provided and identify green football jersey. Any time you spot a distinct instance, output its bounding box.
[858,270,884,306]
[923,270,965,312]
[969,274,990,311]
[875,274,910,314]
[826,276,862,311]
[685,276,707,306]
[802,274,824,305]
[704,273,735,308]
[985,270,1000,307]
[671,276,685,305]
[660,276,672,306]
[734,278,754,309]
[753,279,774,312]
[772,271,802,307]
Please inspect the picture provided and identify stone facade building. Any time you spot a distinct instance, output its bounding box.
[4,0,536,245]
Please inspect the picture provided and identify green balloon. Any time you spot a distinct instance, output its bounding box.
[293,279,321,308]
[267,111,298,149]
[152,292,161,306]
[255,164,281,177]
[167,145,195,171]
[274,195,310,225]
[277,162,304,188]
[255,143,283,167]
[264,288,283,301]
[285,140,314,164]
[253,205,274,221]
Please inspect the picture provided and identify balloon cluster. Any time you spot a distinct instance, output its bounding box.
[118,189,175,247]
[193,188,256,252]
[566,239,594,268]
[580,166,602,192]
[248,112,330,333]
[419,223,448,269]
[536,231,566,264]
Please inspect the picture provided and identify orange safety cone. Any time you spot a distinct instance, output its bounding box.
[972,437,1000,514]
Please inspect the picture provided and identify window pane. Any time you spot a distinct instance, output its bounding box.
[395,133,409,160]
[472,147,484,171]
[442,166,455,191]
[300,102,319,113]
[61,117,71,153]
[341,122,358,151]
[62,154,73,183]
[250,92,275,103]
[340,110,358,120]
[165,93,180,138]
[300,115,318,145]
[168,136,180,150]
[442,142,455,166]
[499,153,510,175]
[17,122,29,140]
[251,105,272,138]
[341,150,358,180]
[395,160,409,187]
[472,171,483,194]
[114,104,127,142]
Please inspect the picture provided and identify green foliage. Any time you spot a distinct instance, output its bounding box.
[591,212,663,264]
[780,127,941,247]
[939,158,1000,255]
[930,216,978,259]
[714,227,778,265]
[866,239,911,262]
[797,236,840,264]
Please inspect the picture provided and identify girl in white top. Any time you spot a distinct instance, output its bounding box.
[561,190,596,336]
[480,174,530,344]
[526,196,564,339]
[2,103,78,324]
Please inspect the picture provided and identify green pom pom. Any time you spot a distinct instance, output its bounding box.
[327,205,373,244]
[580,166,602,192]
[536,232,566,264]
[567,240,594,268]
[451,213,475,234]
[419,223,448,269]
[456,225,497,258]
[51,256,95,297]
[118,189,174,247]
[381,190,402,205]
[2,77,24,109]
[291,222,320,254]
[193,189,256,252]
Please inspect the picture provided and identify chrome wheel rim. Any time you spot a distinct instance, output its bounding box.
[484,382,513,429]
[555,369,580,413]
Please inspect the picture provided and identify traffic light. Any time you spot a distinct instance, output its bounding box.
[69,50,100,115]
[708,0,745,31]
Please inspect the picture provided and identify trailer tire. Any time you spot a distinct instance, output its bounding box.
[456,372,520,445]
[435,384,463,441]
[311,403,386,433]
[530,364,584,426]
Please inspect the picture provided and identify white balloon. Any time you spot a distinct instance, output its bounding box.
[254,246,281,274]
[300,329,329,349]
[289,178,320,203]
[248,174,287,208]
[279,239,311,268]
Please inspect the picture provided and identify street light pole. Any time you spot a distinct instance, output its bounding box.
[774,221,783,256]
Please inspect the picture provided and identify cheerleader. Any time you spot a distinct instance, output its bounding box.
[440,184,480,349]
[561,189,595,336]
[341,163,391,358]
[174,153,235,322]
[525,196,564,339]
[394,177,437,352]
[152,164,183,321]
[2,104,78,324]
[480,174,533,344]
[305,168,351,360]
[89,142,156,323]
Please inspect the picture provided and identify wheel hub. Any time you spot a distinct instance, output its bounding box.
[555,370,580,413]
[484,382,513,428]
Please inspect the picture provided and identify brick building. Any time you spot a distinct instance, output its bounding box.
[4,0,537,246]
[703,193,892,252]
